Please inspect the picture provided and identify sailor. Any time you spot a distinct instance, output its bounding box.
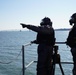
[66,13,76,75]
[20,17,55,75]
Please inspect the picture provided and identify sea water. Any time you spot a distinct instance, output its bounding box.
[0,30,73,75]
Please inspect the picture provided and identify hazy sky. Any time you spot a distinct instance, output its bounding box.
[0,0,76,30]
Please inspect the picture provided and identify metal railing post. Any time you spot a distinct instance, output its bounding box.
[22,45,25,75]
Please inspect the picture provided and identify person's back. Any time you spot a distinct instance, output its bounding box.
[35,25,55,46]
[67,25,76,48]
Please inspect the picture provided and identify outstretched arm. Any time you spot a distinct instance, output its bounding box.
[20,23,40,32]
[20,23,54,34]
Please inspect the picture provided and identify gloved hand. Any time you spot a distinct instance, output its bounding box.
[20,23,27,28]
[65,41,67,45]
[31,40,38,44]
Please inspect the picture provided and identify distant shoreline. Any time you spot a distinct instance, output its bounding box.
[55,28,71,31]
[0,28,71,32]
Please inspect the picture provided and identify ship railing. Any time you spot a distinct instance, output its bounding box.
[22,42,73,75]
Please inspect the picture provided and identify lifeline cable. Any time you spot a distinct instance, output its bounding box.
[0,42,32,64]
[0,50,22,64]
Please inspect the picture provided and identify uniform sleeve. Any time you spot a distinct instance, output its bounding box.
[26,25,54,34]
[26,25,41,32]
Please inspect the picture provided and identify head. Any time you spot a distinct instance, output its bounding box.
[69,13,76,25]
[40,17,52,26]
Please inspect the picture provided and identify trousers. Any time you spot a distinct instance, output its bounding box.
[37,44,53,75]
[71,47,76,75]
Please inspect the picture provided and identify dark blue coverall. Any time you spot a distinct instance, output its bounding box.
[66,25,76,75]
[21,24,55,75]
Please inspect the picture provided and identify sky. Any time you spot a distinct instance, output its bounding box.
[0,0,76,31]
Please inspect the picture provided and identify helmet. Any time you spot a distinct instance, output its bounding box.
[69,13,76,25]
[40,17,52,26]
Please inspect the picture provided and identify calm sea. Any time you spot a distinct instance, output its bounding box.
[0,30,73,75]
